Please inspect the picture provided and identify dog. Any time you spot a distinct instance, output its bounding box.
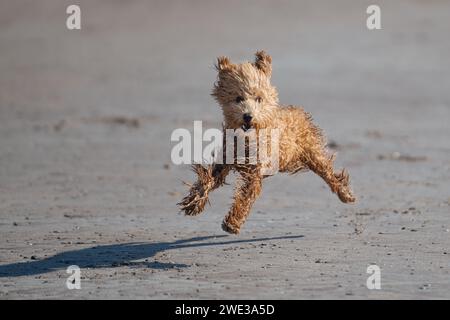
[179,51,355,234]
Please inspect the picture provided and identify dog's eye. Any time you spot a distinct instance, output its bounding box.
[235,96,244,103]
[255,96,263,103]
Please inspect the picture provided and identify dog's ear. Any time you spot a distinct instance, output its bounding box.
[215,56,232,71]
[254,50,272,77]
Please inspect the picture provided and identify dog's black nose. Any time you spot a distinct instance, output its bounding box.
[243,113,252,123]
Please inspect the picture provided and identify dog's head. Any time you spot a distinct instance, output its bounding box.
[212,51,279,130]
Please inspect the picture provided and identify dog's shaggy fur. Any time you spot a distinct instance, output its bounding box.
[179,51,355,234]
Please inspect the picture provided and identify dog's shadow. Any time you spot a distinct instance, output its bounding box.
[0,234,303,278]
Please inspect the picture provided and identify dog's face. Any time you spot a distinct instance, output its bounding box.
[212,51,279,130]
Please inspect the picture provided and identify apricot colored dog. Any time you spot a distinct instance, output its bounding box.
[179,51,355,234]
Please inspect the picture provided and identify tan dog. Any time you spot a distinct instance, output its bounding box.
[179,51,355,234]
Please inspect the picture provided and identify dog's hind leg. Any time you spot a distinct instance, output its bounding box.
[222,165,262,234]
[178,164,230,216]
[303,150,356,203]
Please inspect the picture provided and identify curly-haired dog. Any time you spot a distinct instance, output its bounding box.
[179,51,355,234]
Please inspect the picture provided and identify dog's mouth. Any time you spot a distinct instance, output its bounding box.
[241,123,252,131]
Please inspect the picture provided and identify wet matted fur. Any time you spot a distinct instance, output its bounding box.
[179,51,355,234]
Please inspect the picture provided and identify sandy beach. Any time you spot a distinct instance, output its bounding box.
[0,0,449,299]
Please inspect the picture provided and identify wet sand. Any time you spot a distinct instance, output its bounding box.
[0,0,449,299]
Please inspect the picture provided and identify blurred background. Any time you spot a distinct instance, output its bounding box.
[0,0,449,299]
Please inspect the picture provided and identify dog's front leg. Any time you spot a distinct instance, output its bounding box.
[222,166,262,234]
[178,164,230,216]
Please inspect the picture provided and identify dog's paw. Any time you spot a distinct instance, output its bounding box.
[334,169,356,203]
[337,188,356,203]
[221,220,240,234]
[178,164,215,216]
[178,191,208,216]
